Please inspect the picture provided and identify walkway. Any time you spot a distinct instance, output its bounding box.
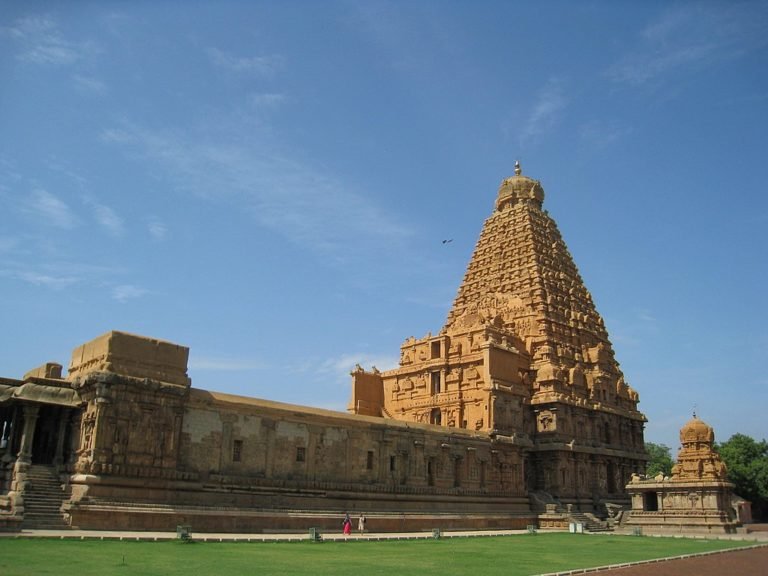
[2,525,767,543]
[2,526,766,575]
[0,527,527,542]
[595,545,768,576]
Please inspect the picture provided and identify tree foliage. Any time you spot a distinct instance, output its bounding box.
[645,442,674,477]
[717,433,768,520]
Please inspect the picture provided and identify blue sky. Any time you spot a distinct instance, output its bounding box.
[1,1,766,452]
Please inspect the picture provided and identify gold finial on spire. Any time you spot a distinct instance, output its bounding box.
[514,160,522,176]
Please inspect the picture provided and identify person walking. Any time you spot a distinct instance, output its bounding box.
[343,512,352,536]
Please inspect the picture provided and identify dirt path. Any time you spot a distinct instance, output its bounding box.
[599,546,768,575]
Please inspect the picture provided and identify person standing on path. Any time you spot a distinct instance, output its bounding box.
[358,514,366,535]
[343,512,352,536]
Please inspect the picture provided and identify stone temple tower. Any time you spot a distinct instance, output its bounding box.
[351,163,647,505]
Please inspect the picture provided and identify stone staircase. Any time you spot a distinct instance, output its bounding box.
[568,511,611,533]
[20,465,70,529]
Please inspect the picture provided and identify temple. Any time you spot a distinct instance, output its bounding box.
[1,164,649,533]
[626,415,741,533]
[351,161,647,505]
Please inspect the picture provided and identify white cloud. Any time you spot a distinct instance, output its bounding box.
[73,75,107,95]
[610,42,715,87]
[0,268,78,290]
[637,310,657,323]
[100,123,413,257]
[207,48,283,76]
[111,284,149,303]
[0,237,18,253]
[27,188,77,229]
[147,218,167,241]
[92,203,124,236]
[100,128,136,144]
[578,121,632,150]
[250,92,285,108]
[609,4,768,86]
[4,15,95,66]
[189,356,267,372]
[317,352,400,385]
[518,79,567,147]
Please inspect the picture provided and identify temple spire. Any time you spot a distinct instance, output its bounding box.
[514,159,522,176]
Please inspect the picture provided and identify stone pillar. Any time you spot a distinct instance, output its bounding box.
[411,440,426,486]
[90,397,112,473]
[53,409,69,468]
[67,410,81,472]
[16,404,40,467]
[306,424,318,480]
[262,418,275,479]
[1,407,20,466]
[7,404,40,517]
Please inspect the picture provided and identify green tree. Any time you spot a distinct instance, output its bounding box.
[717,433,768,520]
[645,442,674,477]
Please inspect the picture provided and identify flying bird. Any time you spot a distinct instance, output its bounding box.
[442,239,453,244]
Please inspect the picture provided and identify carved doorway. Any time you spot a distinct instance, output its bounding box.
[31,405,60,465]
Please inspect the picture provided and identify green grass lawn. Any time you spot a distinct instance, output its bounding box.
[0,533,753,576]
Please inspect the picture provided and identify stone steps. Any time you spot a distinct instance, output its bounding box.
[21,465,70,529]
[569,512,611,532]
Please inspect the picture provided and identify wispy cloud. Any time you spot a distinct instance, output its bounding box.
[3,15,95,65]
[147,217,168,241]
[0,156,23,186]
[207,48,283,76]
[189,356,267,372]
[606,308,660,347]
[610,41,714,86]
[100,128,135,144]
[111,284,148,302]
[249,92,286,108]
[578,121,632,151]
[0,237,18,253]
[316,352,399,386]
[91,203,124,236]
[637,310,657,323]
[346,2,464,75]
[73,74,107,95]
[99,122,413,258]
[518,79,567,147]
[0,268,78,290]
[27,189,78,229]
[1,257,132,296]
[609,4,768,86]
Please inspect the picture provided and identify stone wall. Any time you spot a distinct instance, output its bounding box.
[179,390,530,497]
[64,364,534,532]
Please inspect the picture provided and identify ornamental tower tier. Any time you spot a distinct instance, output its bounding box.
[443,161,641,417]
[350,163,647,501]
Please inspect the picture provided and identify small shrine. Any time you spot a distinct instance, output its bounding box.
[625,415,739,534]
